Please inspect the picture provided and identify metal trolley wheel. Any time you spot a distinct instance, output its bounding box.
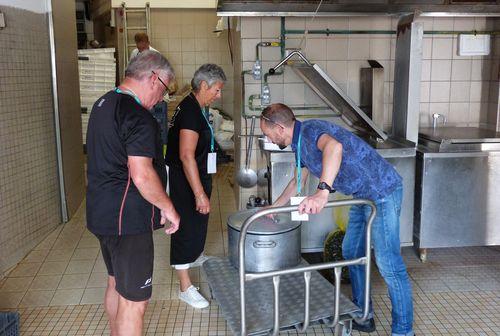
[339,319,352,336]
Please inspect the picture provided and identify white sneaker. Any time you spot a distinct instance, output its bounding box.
[179,285,209,309]
[189,253,212,268]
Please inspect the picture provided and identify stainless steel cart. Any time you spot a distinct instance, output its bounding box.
[203,200,376,335]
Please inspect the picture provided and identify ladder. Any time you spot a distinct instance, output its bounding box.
[121,2,151,68]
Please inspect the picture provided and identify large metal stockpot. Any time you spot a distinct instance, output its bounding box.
[227,209,301,273]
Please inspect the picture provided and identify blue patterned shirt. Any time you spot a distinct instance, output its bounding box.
[291,120,402,201]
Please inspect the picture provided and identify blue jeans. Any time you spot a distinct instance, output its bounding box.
[342,186,414,336]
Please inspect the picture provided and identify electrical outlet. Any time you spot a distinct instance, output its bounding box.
[0,12,5,29]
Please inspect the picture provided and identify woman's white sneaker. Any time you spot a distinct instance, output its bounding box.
[179,285,209,309]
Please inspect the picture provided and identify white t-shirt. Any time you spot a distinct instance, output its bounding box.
[129,46,159,62]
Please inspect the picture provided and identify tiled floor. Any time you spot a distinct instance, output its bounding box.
[2,163,500,335]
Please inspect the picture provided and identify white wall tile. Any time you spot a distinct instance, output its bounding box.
[430,82,451,103]
[305,39,327,61]
[419,103,431,127]
[416,17,434,31]
[348,38,370,60]
[182,51,196,65]
[433,18,454,31]
[261,44,282,62]
[195,38,208,52]
[450,82,471,103]
[181,38,195,52]
[451,60,472,81]
[283,83,305,105]
[169,38,182,52]
[454,18,475,31]
[449,102,470,124]
[470,81,489,102]
[167,24,182,39]
[326,38,348,60]
[422,38,432,60]
[370,38,391,60]
[325,17,349,30]
[471,59,490,81]
[262,17,281,39]
[429,102,450,117]
[421,60,431,81]
[240,17,261,38]
[420,82,430,103]
[241,38,261,62]
[326,61,348,83]
[431,38,453,60]
[268,84,284,103]
[286,17,306,30]
[431,60,452,81]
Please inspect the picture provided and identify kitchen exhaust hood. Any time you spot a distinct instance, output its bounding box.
[217,0,500,17]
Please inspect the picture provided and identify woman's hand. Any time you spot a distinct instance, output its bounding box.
[195,193,211,215]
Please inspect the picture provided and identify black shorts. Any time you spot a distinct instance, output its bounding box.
[95,232,154,302]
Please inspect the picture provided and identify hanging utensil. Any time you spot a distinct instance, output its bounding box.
[236,116,258,188]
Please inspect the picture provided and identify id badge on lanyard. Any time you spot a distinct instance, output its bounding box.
[201,107,217,174]
[291,131,308,221]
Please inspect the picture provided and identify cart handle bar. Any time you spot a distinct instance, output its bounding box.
[238,199,376,336]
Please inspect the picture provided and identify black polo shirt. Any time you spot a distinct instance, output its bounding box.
[86,90,166,236]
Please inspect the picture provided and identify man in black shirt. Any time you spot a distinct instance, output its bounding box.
[86,50,180,336]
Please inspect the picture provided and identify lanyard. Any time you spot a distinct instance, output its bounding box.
[296,131,302,195]
[115,87,141,105]
[201,107,215,152]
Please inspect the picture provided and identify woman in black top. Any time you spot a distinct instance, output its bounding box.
[165,64,226,309]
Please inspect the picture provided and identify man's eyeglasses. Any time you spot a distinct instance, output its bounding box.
[260,114,285,129]
[152,71,169,94]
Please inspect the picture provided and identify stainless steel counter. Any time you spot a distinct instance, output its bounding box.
[265,140,416,250]
[414,127,500,261]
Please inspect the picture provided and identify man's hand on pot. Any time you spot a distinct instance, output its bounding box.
[298,190,329,214]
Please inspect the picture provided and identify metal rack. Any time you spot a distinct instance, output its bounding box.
[203,200,376,335]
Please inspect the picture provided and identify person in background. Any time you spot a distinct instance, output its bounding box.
[260,103,415,336]
[129,32,159,62]
[165,64,226,309]
[86,50,180,336]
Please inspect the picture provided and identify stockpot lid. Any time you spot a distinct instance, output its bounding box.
[227,209,300,235]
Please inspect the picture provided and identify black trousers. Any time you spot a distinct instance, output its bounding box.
[169,167,212,265]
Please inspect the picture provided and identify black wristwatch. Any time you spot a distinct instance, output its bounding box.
[317,182,335,193]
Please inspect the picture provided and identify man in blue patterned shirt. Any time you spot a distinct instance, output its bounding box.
[260,103,414,336]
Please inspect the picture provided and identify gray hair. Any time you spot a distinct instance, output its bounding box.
[125,50,175,82]
[191,64,226,93]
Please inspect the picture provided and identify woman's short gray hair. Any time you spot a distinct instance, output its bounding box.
[125,50,175,82]
[191,64,226,93]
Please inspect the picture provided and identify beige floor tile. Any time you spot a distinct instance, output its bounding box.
[86,272,108,288]
[65,260,94,274]
[8,262,42,277]
[46,249,74,262]
[0,276,33,292]
[77,236,100,249]
[58,274,89,289]
[22,249,50,263]
[80,288,105,305]
[38,261,68,276]
[29,275,62,290]
[19,290,55,307]
[0,291,25,308]
[71,248,99,261]
[92,259,108,273]
[50,288,85,306]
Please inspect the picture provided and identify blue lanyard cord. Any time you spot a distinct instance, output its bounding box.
[115,87,141,105]
[297,131,302,195]
[201,107,215,152]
